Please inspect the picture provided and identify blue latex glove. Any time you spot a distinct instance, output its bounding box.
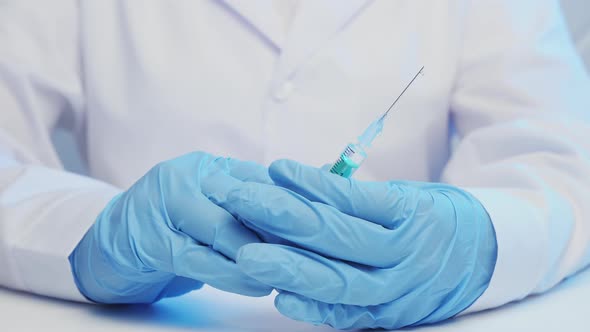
[215,159,498,330]
[70,152,273,303]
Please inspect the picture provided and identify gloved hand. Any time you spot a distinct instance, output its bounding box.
[70,152,273,303]
[214,159,497,330]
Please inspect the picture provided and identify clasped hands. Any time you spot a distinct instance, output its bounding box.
[71,152,497,330]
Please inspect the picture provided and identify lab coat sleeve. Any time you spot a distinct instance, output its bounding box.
[0,1,121,301]
[443,0,590,312]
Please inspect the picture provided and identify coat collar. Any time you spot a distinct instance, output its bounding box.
[219,0,287,49]
[219,0,373,77]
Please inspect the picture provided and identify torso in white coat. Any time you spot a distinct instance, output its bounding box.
[81,0,455,187]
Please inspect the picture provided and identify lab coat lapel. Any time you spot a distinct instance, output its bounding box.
[218,0,286,49]
[278,0,373,78]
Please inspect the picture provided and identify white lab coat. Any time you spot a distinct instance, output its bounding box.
[1,0,589,314]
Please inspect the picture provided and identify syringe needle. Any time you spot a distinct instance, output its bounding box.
[330,66,425,178]
[381,66,425,120]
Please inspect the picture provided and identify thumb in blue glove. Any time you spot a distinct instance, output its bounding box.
[215,159,497,330]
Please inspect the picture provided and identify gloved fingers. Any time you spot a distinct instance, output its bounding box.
[269,159,426,229]
[166,183,261,260]
[162,157,270,261]
[274,292,421,330]
[155,151,270,206]
[274,284,460,330]
[213,156,273,184]
[238,217,292,245]
[173,241,273,297]
[157,276,204,299]
[275,292,378,330]
[197,162,293,245]
[220,181,406,267]
[236,243,417,306]
[167,151,272,184]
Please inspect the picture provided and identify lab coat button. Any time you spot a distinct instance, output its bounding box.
[273,81,294,102]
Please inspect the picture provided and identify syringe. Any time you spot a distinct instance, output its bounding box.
[329,66,425,178]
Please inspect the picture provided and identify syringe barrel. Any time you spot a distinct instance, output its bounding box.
[329,143,367,178]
